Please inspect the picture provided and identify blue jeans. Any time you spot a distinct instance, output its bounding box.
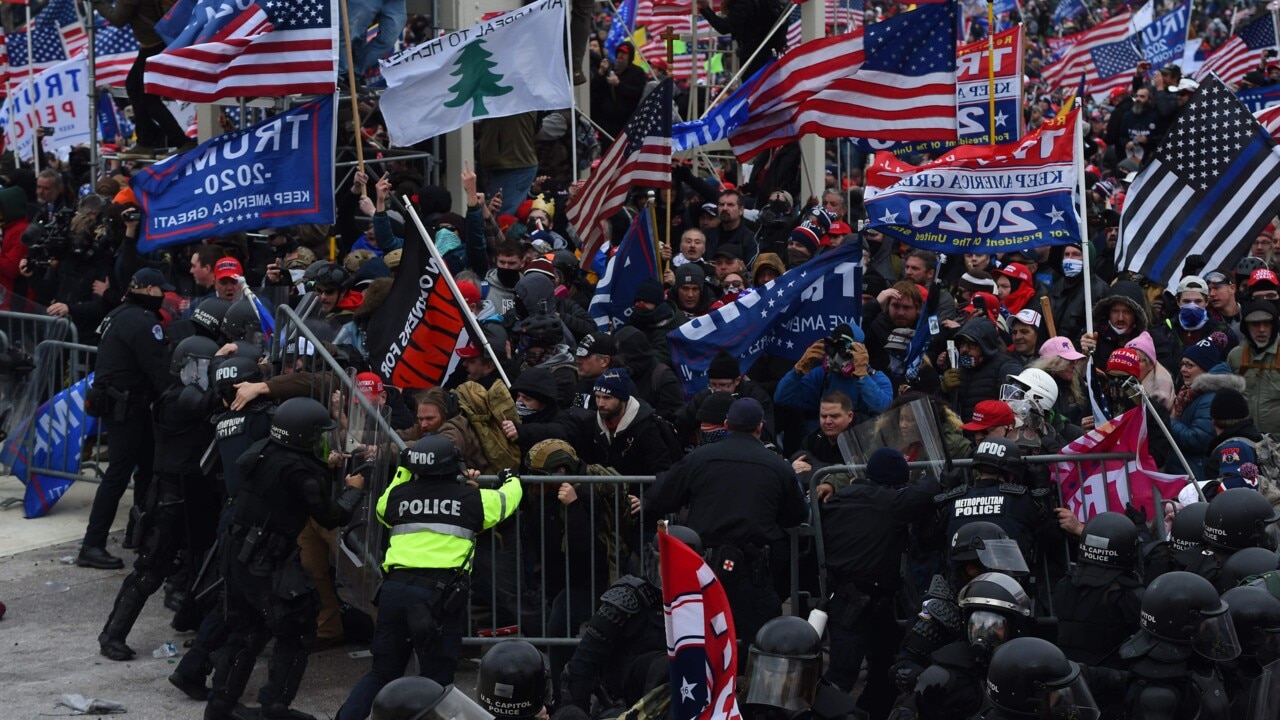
[336,578,464,720]
[485,166,539,216]
[340,0,408,77]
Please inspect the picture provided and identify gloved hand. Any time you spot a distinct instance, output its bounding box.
[498,468,520,483]
[850,342,870,378]
[940,368,963,393]
[794,340,826,375]
[891,661,923,693]
[1124,501,1148,528]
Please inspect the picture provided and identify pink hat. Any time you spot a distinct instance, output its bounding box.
[1039,336,1085,361]
[1124,331,1157,366]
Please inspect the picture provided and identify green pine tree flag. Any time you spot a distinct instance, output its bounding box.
[443,38,513,117]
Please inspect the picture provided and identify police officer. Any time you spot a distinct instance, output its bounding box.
[975,638,1101,720]
[337,435,522,720]
[1220,586,1280,719]
[1183,488,1280,588]
[221,297,267,346]
[1117,571,1239,720]
[477,640,549,719]
[818,447,938,718]
[205,398,366,720]
[937,437,1048,567]
[559,526,700,713]
[78,267,173,569]
[1052,511,1144,668]
[641,398,807,649]
[371,677,494,720]
[168,296,232,344]
[743,615,862,720]
[96,335,221,661]
[1143,501,1209,580]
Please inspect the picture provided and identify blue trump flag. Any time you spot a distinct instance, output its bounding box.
[0,373,98,518]
[1053,0,1087,24]
[157,0,254,48]
[132,95,336,252]
[668,240,863,396]
[605,0,637,61]
[590,208,659,331]
[672,62,772,152]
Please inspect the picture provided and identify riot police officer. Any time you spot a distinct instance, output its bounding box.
[1052,511,1144,668]
[1184,488,1280,587]
[976,637,1101,720]
[743,615,863,720]
[221,297,267,346]
[205,397,366,720]
[560,526,701,714]
[477,640,549,718]
[1219,547,1280,591]
[1220,586,1280,719]
[937,437,1049,567]
[168,296,232,344]
[337,435,523,720]
[371,676,494,720]
[1143,502,1209,580]
[1118,571,1239,720]
[97,335,221,661]
[78,267,173,569]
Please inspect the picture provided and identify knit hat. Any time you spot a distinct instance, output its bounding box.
[885,327,915,352]
[675,263,706,289]
[1124,331,1158,366]
[524,257,557,282]
[1180,341,1219,372]
[1209,389,1250,424]
[789,209,833,255]
[1106,348,1143,378]
[633,278,666,306]
[593,368,633,403]
[725,397,764,429]
[866,447,909,486]
[958,270,998,294]
[511,366,558,406]
[707,350,740,380]
[1039,336,1085,361]
[697,392,736,425]
[576,333,617,358]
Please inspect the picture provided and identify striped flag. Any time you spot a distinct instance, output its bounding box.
[42,0,85,57]
[1256,103,1280,137]
[7,23,67,82]
[567,78,672,269]
[1040,11,1131,94]
[92,16,138,87]
[1119,75,1280,288]
[589,207,659,331]
[1194,14,1278,87]
[144,0,336,101]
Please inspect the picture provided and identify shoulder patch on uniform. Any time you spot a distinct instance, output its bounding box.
[998,482,1027,495]
[152,324,164,341]
[935,486,967,503]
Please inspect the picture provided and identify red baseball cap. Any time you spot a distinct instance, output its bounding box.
[961,400,1015,431]
[456,343,482,359]
[456,280,482,305]
[214,257,243,282]
[997,262,1033,286]
[1249,268,1280,289]
[355,372,384,401]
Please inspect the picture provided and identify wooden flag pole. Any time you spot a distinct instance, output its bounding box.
[1040,295,1057,337]
[338,0,366,195]
[662,26,677,262]
[987,1,997,145]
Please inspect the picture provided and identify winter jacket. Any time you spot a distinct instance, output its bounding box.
[774,366,893,437]
[1169,364,1247,481]
[951,316,1025,419]
[553,398,676,476]
[615,326,685,419]
[1228,336,1280,435]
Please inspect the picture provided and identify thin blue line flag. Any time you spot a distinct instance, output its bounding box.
[590,208,659,331]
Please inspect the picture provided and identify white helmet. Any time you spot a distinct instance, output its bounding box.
[1004,368,1059,413]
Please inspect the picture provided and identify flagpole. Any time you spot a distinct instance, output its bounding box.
[701,8,790,116]
[1075,105,1093,339]
[26,0,38,174]
[338,0,366,194]
[564,3,578,180]
[689,0,698,122]
[1133,384,1204,501]
[401,195,512,387]
[84,0,98,186]
[987,1,997,145]
[663,29,676,255]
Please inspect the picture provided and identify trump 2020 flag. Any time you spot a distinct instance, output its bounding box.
[131,96,336,252]
[591,209,659,331]
[863,108,1083,254]
[668,240,862,396]
[1053,407,1187,522]
[0,373,99,518]
[661,530,742,720]
[379,0,573,148]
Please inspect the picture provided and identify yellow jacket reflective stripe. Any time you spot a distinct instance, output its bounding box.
[377,469,523,572]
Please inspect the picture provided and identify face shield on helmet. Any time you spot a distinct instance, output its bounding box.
[1262,628,1280,665]
[180,356,212,390]
[314,430,331,463]
[1194,604,1243,661]
[1040,670,1101,720]
[744,649,822,713]
[967,610,1013,663]
[430,686,497,720]
[973,539,1030,576]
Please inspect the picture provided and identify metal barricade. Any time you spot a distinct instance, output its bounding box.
[9,340,105,487]
[0,309,79,442]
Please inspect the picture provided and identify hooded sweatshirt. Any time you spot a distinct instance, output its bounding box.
[1227,300,1280,434]
[951,316,1025,419]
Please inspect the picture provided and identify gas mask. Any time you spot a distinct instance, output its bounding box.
[828,349,857,378]
[967,610,1011,665]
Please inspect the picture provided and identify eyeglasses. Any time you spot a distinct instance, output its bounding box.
[724,281,744,290]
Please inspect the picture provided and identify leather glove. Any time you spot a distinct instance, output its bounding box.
[498,468,519,483]
[940,368,963,393]
[892,661,923,693]
[794,340,826,375]
[1124,501,1147,528]
[850,342,870,378]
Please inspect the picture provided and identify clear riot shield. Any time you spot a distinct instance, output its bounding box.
[1248,659,1280,720]
[838,397,947,482]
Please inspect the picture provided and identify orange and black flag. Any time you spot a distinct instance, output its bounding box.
[365,233,467,389]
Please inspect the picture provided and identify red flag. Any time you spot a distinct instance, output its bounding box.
[1053,408,1188,522]
[660,531,742,720]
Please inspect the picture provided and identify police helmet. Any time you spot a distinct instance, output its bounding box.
[514,314,564,349]
[211,356,264,398]
[1222,586,1280,660]
[971,437,1022,475]
[1170,502,1209,552]
[526,439,580,475]
[949,522,1029,576]
[371,677,491,720]
[950,522,1009,563]
[744,616,823,712]
[190,297,231,339]
[985,638,1099,720]
[1220,546,1280,589]
[643,525,703,588]
[958,573,1033,663]
[400,435,462,478]
[170,335,219,377]
[269,398,337,457]
[1125,571,1240,661]
[477,640,548,718]
[1202,488,1280,552]
[222,298,264,342]
[1078,512,1140,570]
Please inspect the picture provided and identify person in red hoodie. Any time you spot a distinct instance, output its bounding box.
[0,186,32,310]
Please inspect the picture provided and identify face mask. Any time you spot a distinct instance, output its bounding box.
[1179,304,1208,330]
[496,267,520,287]
[959,354,978,369]
[699,428,729,445]
[1062,259,1083,278]
[515,401,537,417]
[133,292,164,313]
[1109,323,1129,336]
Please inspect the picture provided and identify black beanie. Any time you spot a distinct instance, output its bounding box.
[866,447,909,486]
[1210,389,1250,424]
[707,351,740,380]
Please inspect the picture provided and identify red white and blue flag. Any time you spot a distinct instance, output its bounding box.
[661,530,742,720]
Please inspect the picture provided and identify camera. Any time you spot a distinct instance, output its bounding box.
[23,207,75,269]
[123,209,141,222]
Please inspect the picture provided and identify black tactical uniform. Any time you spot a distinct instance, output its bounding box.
[937,438,1049,566]
[1182,488,1280,589]
[743,615,864,720]
[205,398,364,720]
[1052,512,1144,669]
[97,336,221,661]
[1220,586,1280,720]
[79,269,173,569]
[1142,502,1208,581]
[971,637,1101,720]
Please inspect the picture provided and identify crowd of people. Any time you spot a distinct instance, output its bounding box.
[2,1,1280,720]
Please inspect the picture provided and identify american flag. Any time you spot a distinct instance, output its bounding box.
[1256,103,1280,137]
[92,16,139,87]
[1120,75,1280,287]
[786,0,864,49]
[40,0,85,57]
[1194,14,1278,87]
[637,0,714,37]
[1089,36,1141,80]
[1040,11,1132,94]
[144,0,337,101]
[7,24,67,82]
[567,78,672,269]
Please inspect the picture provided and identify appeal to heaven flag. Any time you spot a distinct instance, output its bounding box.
[1119,75,1280,288]
[863,108,1083,254]
[379,0,573,148]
